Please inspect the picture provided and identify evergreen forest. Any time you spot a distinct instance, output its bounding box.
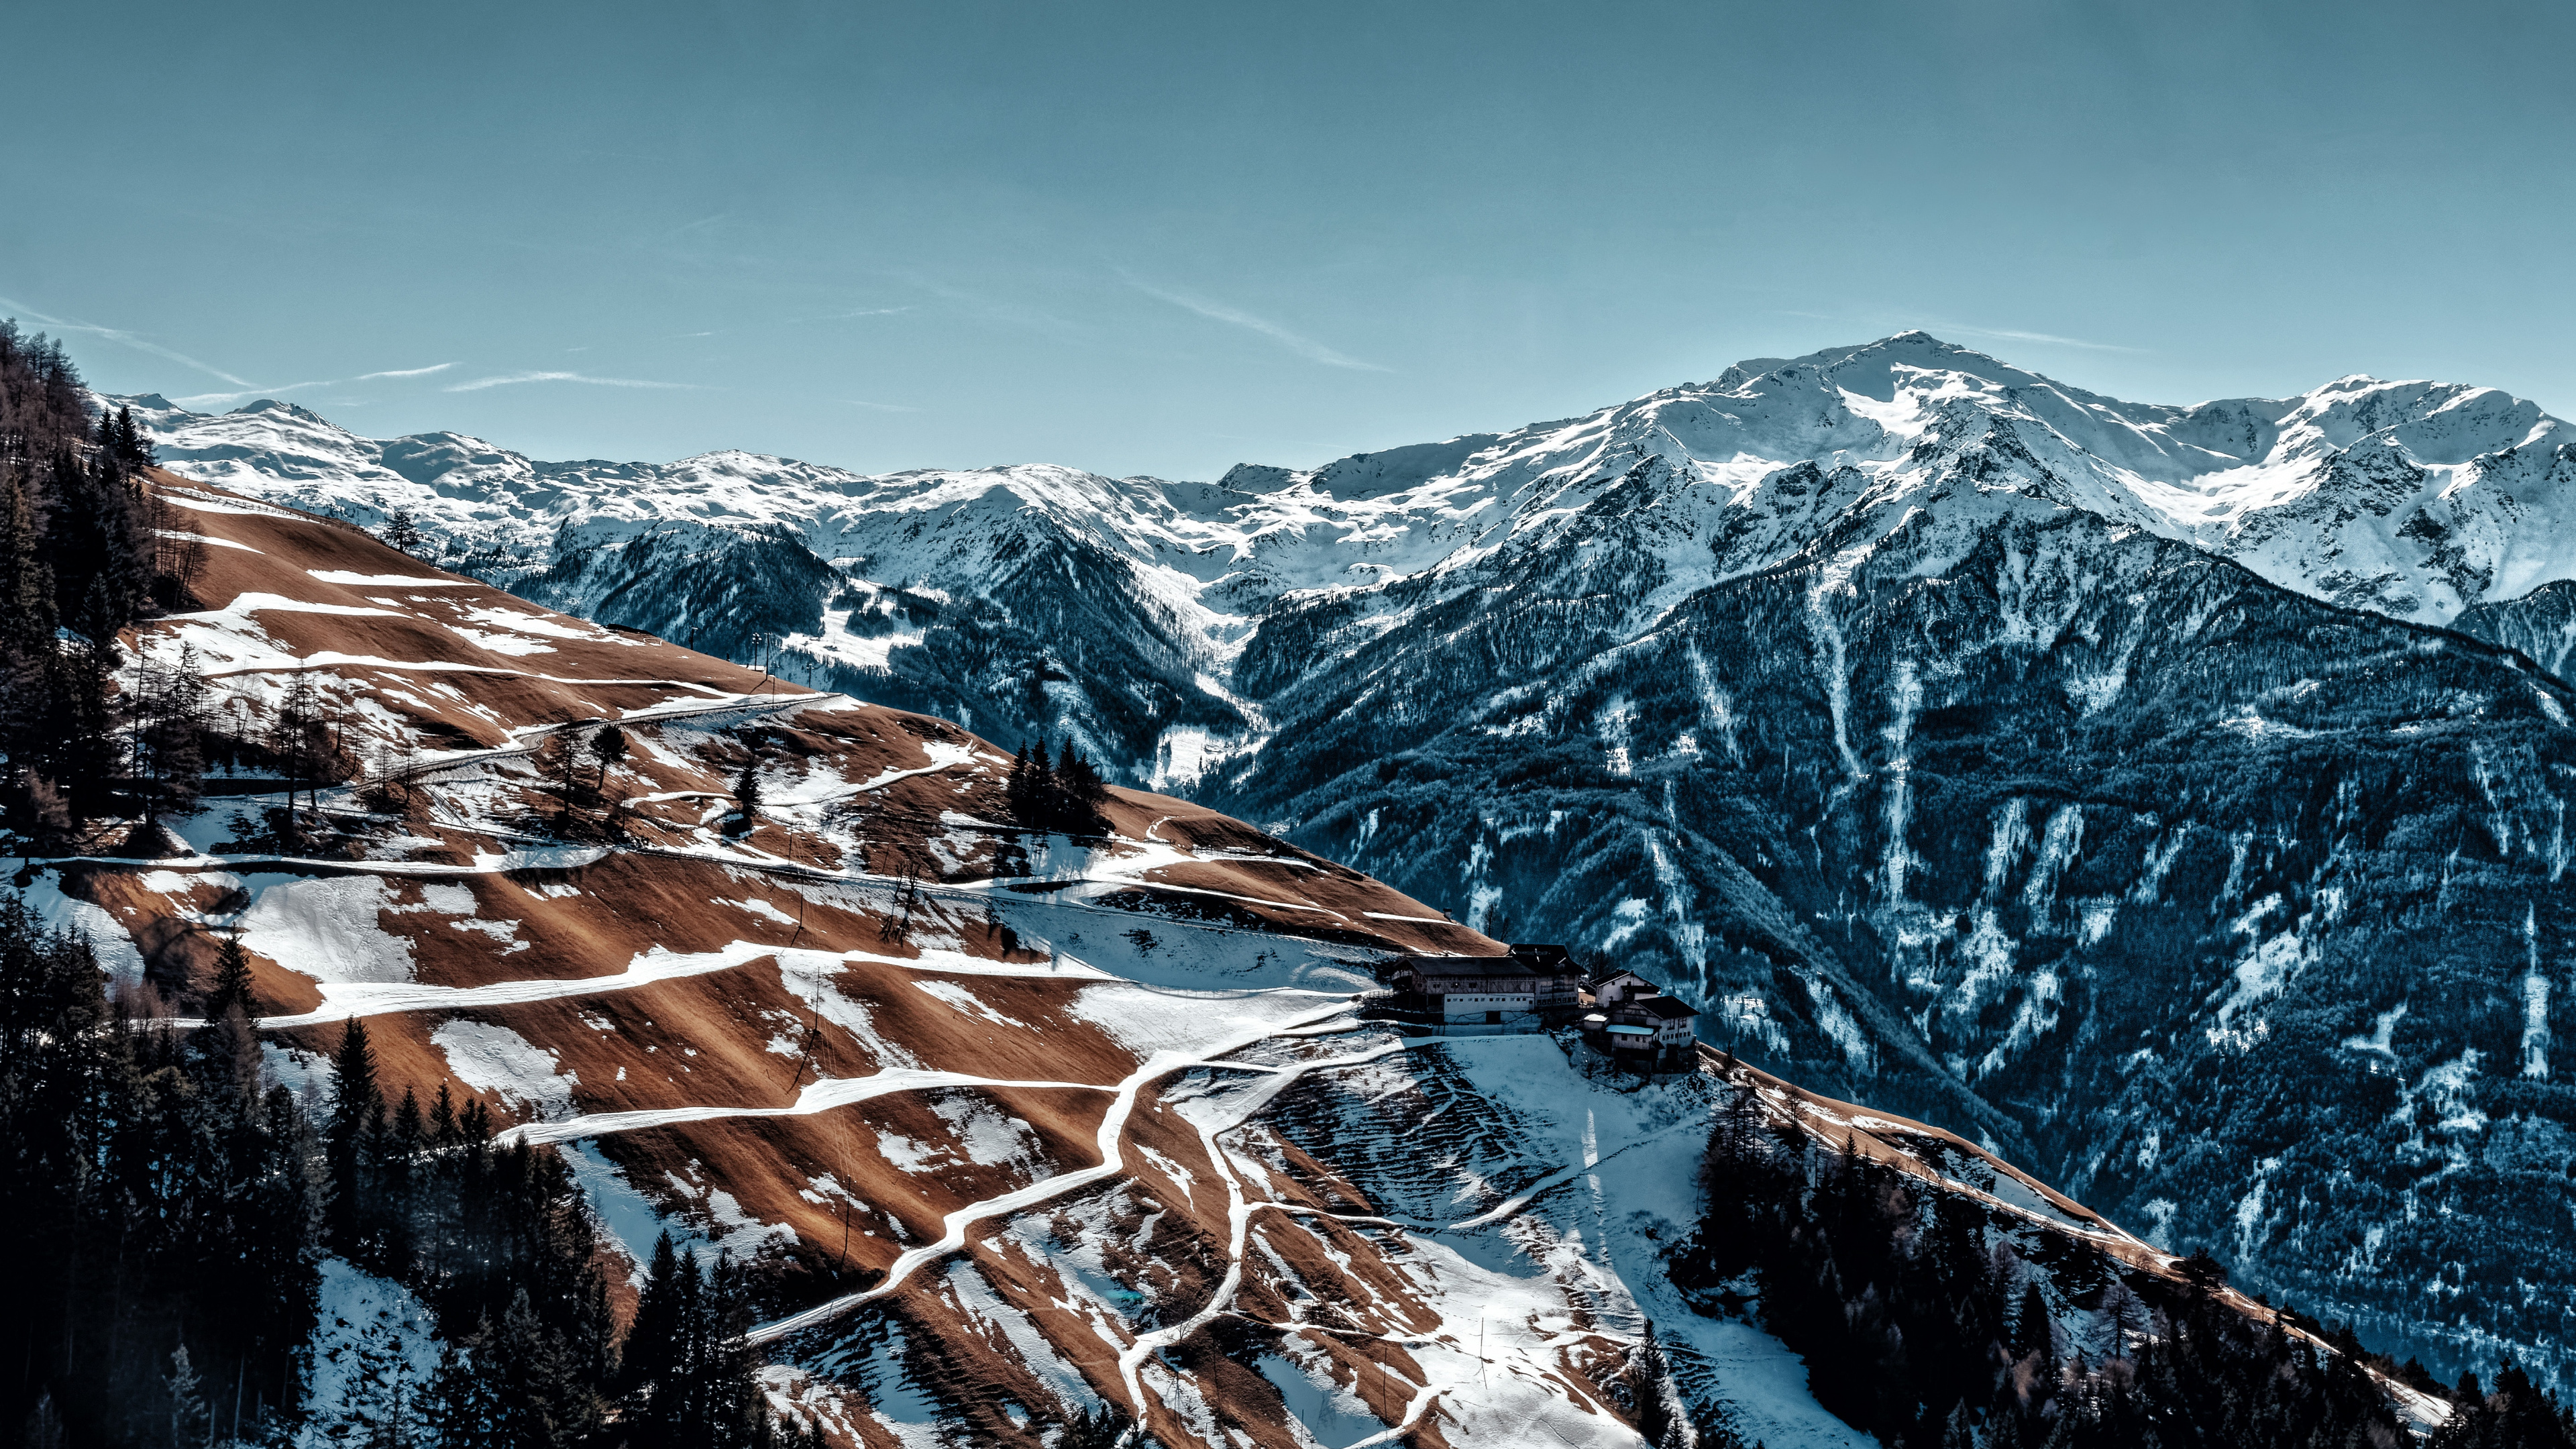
[1672,1069,2576,1449]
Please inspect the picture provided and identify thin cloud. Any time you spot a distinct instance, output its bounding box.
[444,370,696,393]
[0,293,461,404]
[356,362,454,380]
[1122,274,1389,372]
[830,306,912,320]
[172,361,455,407]
[657,213,729,241]
[0,294,255,386]
[1943,323,2143,354]
[902,275,1077,336]
[170,381,333,407]
[843,399,920,413]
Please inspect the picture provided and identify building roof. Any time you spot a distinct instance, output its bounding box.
[1508,943,1575,971]
[1586,967,1655,989]
[1635,995,1697,1021]
[1398,953,1574,981]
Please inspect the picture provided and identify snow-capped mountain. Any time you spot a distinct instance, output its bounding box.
[109,332,2576,782]
[109,333,2576,1389]
[29,474,2436,1446]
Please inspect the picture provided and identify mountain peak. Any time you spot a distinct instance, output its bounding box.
[1707,330,2029,398]
[229,398,335,425]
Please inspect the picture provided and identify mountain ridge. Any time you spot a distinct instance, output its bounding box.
[7,470,2462,1446]
[100,333,2576,1391]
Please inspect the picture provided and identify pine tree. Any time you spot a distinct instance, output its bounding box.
[2175,1248,2227,1297]
[53,610,119,823]
[1058,1405,1130,1449]
[330,1016,382,1136]
[733,759,763,820]
[429,1082,458,1146]
[207,933,254,1017]
[491,1285,582,1448]
[590,724,629,798]
[164,1345,207,1448]
[125,641,207,825]
[317,1313,422,1448]
[184,996,262,1110]
[1058,747,1108,808]
[2010,1280,2053,1364]
[1626,1321,1679,1447]
[552,731,588,828]
[1006,742,1034,818]
[379,509,425,554]
[328,1016,382,1253]
[430,1319,508,1449]
[703,1250,771,1446]
[272,667,325,820]
[0,472,58,794]
[623,1232,688,1403]
[113,406,152,470]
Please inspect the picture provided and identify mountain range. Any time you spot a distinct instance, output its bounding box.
[107,331,2576,1393]
[15,468,2448,1447]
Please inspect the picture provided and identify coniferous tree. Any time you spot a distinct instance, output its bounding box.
[207,932,254,1016]
[1058,1404,1131,1449]
[1057,746,1108,810]
[2429,1365,2576,1449]
[625,1232,690,1403]
[1006,741,1034,818]
[1676,1104,2412,1449]
[1625,1322,1680,1448]
[162,1345,207,1448]
[1004,737,1114,835]
[379,508,426,554]
[0,470,59,824]
[1,889,323,1444]
[429,1081,458,1147]
[590,722,629,798]
[429,1316,508,1448]
[551,730,590,828]
[329,1016,382,1254]
[182,990,262,1112]
[111,405,152,470]
[490,1285,582,1448]
[270,666,350,821]
[125,640,207,826]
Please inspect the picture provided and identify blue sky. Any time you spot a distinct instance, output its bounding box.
[5,0,2569,479]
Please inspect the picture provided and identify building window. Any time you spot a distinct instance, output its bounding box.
[1485,1010,1503,1025]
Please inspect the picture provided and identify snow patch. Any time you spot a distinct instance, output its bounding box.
[431,1020,579,1120]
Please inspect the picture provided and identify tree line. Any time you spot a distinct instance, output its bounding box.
[1669,1069,2574,1448]
[0,320,387,857]
[0,894,823,1446]
[0,319,228,842]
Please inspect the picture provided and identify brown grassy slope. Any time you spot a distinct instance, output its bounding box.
[58,476,1529,1448]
